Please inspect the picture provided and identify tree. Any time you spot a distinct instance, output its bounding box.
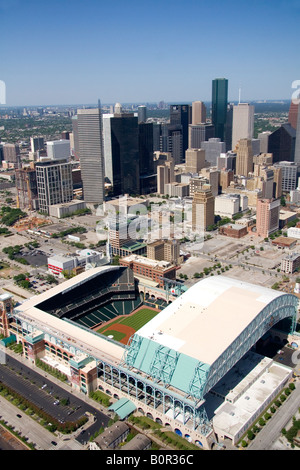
[258,418,265,427]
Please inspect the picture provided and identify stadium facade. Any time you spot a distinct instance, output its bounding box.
[0,266,298,449]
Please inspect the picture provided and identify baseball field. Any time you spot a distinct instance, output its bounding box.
[95,305,160,345]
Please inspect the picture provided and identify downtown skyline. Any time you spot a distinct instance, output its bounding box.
[1,0,300,106]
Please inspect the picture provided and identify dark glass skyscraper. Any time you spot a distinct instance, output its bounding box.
[170,104,190,162]
[212,78,228,142]
[110,113,140,196]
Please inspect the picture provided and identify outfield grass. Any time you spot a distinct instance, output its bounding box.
[97,307,159,335]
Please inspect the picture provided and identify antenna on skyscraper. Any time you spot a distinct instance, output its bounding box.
[238,87,242,104]
[98,98,101,109]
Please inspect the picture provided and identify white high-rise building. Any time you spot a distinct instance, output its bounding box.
[102,113,114,184]
[36,160,73,214]
[77,107,105,205]
[46,139,70,161]
[232,103,255,150]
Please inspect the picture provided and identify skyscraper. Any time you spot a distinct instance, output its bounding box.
[30,136,44,153]
[267,124,296,163]
[232,103,254,149]
[200,138,226,167]
[192,101,206,125]
[138,122,155,194]
[170,104,190,161]
[160,123,183,165]
[211,78,228,142]
[138,105,147,124]
[103,112,140,196]
[36,160,73,214]
[225,103,233,151]
[294,104,300,165]
[256,198,280,238]
[236,138,253,177]
[77,107,105,205]
[185,148,206,173]
[189,123,215,149]
[192,186,215,231]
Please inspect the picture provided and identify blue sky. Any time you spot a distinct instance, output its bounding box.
[1,0,300,105]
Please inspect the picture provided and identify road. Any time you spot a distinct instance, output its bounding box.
[248,381,300,450]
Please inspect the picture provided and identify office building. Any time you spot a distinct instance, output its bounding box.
[46,139,70,161]
[253,153,273,166]
[281,253,300,274]
[269,165,282,199]
[169,104,190,161]
[256,198,280,238]
[138,105,147,123]
[138,122,154,193]
[288,100,299,130]
[15,166,39,211]
[2,143,21,166]
[225,103,233,151]
[77,107,105,205]
[192,186,215,231]
[201,138,226,167]
[71,115,80,160]
[157,160,175,195]
[119,255,177,288]
[253,166,275,200]
[258,131,271,154]
[189,176,209,196]
[273,161,298,192]
[251,139,261,156]
[294,103,300,165]
[192,101,206,125]
[217,151,236,172]
[36,160,73,214]
[189,124,215,149]
[108,218,146,258]
[185,148,206,173]
[236,139,253,177]
[267,124,296,163]
[164,182,190,198]
[232,103,255,149]
[114,102,122,114]
[160,123,183,165]
[214,194,241,218]
[147,239,180,265]
[153,123,161,151]
[104,112,140,196]
[211,78,228,141]
[200,167,220,197]
[219,169,234,191]
[30,136,44,153]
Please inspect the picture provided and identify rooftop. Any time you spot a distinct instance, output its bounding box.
[135,276,290,366]
[120,254,172,269]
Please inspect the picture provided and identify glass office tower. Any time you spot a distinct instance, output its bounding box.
[110,113,140,196]
[211,78,228,142]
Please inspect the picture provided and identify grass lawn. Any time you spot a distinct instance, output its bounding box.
[96,307,159,335]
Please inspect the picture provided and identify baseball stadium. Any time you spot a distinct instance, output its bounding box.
[2,265,299,448]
